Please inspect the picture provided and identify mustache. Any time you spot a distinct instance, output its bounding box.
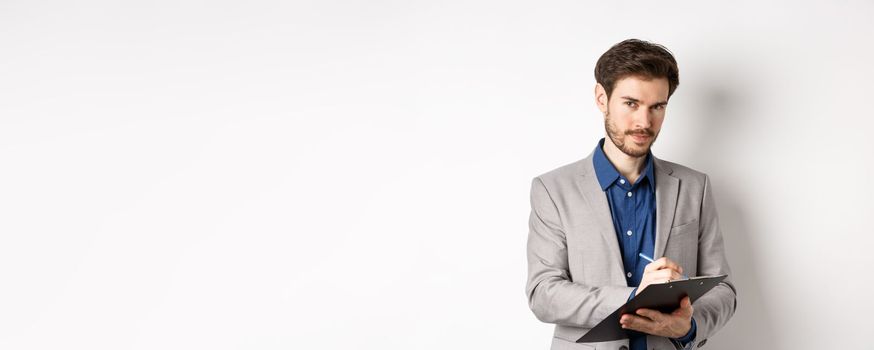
[626,129,654,136]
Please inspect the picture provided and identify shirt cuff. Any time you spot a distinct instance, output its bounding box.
[674,317,697,345]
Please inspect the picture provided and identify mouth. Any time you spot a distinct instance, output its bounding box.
[630,134,651,143]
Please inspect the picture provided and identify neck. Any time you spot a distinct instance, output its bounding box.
[602,138,648,185]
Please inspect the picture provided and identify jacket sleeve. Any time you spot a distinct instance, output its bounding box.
[525,177,634,328]
[686,174,738,348]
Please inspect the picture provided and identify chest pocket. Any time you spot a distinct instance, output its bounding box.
[664,218,699,275]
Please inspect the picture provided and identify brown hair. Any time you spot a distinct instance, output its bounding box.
[594,39,680,100]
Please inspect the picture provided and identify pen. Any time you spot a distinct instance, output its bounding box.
[639,253,689,280]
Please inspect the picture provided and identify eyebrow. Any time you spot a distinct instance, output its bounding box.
[620,96,668,107]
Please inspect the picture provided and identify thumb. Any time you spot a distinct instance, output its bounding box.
[682,296,694,313]
[674,296,693,316]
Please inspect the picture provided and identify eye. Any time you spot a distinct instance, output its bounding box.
[624,101,637,108]
[652,104,665,111]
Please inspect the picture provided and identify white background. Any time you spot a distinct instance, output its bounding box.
[2,1,873,349]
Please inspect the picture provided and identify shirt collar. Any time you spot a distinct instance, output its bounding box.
[592,137,655,191]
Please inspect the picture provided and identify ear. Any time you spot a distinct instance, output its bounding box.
[594,83,609,115]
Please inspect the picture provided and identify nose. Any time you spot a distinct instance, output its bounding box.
[632,107,652,131]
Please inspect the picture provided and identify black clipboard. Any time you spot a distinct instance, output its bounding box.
[577,274,728,343]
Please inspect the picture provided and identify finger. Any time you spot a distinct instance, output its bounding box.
[647,269,680,284]
[660,258,684,275]
[677,296,694,316]
[644,258,667,273]
[621,313,648,324]
[671,296,693,317]
[635,308,663,322]
[659,269,684,282]
[646,257,683,275]
[621,314,655,332]
[643,258,683,275]
[644,269,667,282]
[620,314,632,324]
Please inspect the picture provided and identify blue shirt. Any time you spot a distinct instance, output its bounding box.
[592,138,696,349]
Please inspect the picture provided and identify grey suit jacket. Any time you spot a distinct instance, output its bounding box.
[526,151,737,350]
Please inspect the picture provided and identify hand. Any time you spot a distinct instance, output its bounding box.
[619,296,694,338]
[636,257,684,296]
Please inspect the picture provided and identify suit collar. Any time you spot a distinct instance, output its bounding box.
[577,143,673,178]
[592,138,656,191]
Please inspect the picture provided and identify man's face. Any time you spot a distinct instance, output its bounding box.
[596,75,670,158]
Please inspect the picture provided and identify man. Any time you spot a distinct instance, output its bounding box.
[525,39,737,350]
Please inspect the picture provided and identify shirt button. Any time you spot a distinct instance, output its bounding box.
[627,192,633,197]
[619,179,626,184]
[626,272,632,278]
[626,230,633,236]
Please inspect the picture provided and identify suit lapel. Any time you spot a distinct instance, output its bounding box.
[575,154,625,282]
[653,157,679,259]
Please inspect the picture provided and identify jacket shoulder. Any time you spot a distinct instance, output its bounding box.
[656,158,711,187]
[532,157,589,185]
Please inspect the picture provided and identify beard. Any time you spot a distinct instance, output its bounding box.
[604,109,658,158]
